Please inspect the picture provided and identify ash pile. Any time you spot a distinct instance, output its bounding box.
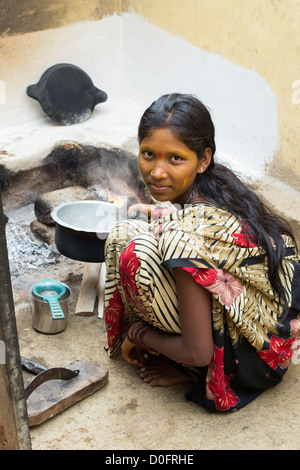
[5,186,98,278]
[5,183,140,278]
[5,205,59,278]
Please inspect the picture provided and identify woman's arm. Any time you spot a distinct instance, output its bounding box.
[122,268,213,367]
[127,203,178,222]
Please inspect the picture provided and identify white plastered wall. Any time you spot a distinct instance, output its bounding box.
[0,13,279,180]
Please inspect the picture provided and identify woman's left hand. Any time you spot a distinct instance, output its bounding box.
[121,335,146,367]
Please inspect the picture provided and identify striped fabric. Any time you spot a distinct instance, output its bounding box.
[104,203,300,411]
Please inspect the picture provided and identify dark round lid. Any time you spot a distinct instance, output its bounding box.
[26,64,108,125]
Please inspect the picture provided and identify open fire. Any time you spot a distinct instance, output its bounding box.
[3,141,150,278]
[106,188,124,207]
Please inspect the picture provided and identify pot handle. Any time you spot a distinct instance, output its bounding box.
[47,297,65,320]
[26,84,42,101]
[94,87,108,104]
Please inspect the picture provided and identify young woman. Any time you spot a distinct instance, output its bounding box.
[104,93,300,412]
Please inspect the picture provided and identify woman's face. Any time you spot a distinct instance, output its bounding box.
[138,128,206,205]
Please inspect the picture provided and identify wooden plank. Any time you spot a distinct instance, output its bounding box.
[75,263,101,315]
[26,360,108,427]
[97,263,106,318]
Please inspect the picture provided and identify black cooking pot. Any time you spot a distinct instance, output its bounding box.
[27,63,108,125]
[51,201,119,263]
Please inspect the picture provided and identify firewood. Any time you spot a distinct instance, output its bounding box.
[74,263,101,315]
[97,263,106,318]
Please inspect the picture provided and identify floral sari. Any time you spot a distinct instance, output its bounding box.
[104,203,300,412]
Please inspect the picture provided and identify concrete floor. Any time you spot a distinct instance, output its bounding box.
[12,255,300,451]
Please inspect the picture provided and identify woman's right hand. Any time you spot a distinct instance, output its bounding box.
[127,203,152,221]
[128,203,178,223]
[121,335,146,367]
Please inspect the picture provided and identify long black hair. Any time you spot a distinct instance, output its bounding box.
[138,93,297,304]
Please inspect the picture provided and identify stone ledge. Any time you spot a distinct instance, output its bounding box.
[34,185,97,226]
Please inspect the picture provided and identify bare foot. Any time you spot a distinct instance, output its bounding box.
[136,359,194,387]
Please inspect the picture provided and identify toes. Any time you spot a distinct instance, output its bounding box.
[148,379,160,387]
[137,367,158,383]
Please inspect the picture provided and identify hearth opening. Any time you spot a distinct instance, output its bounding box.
[2,141,150,279]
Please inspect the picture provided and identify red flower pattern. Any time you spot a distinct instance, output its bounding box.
[183,267,243,306]
[183,267,217,287]
[118,241,150,319]
[257,335,296,370]
[231,233,257,248]
[119,241,140,302]
[206,344,239,411]
[231,223,257,248]
[290,313,300,360]
[104,287,125,348]
[207,270,243,306]
[290,312,300,341]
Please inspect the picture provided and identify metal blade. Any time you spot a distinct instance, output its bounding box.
[24,367,80,400]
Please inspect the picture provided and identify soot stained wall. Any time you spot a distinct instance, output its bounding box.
[0,0,121,36]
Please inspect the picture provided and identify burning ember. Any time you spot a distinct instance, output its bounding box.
[106,187,124,207]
